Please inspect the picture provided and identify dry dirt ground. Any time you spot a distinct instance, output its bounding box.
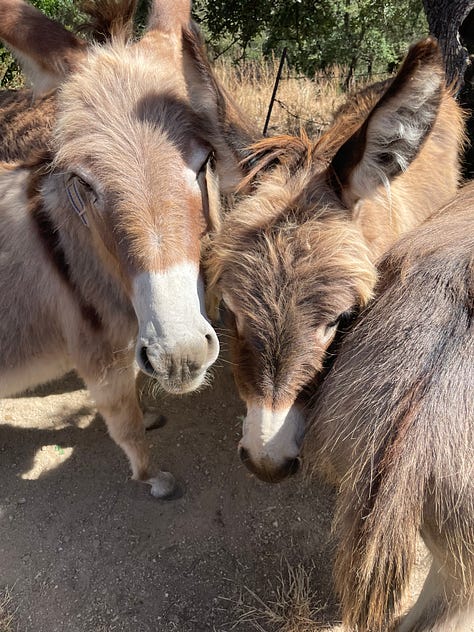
[1,362,431,632]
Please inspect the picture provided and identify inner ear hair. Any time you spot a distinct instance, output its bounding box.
[330,37,445,204]
[238,135,313,192]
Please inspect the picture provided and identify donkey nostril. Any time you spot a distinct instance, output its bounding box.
[239,446,250,463]
[140,346,154,375]
[205,333,212,344]
[286,457,301,477]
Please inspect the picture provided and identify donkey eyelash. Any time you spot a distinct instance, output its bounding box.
[71,173,93,190]
[71,173,99,204]
[327,309,355,330]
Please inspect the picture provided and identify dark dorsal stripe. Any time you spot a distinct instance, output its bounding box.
[30,197,102,332]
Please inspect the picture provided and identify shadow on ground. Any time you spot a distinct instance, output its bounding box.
[0,362,339,632]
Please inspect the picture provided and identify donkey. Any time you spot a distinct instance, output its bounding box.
[302,181,474,632]
[206,38,465,483]
[0,0,253,497]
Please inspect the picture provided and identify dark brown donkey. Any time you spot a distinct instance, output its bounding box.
[0,0,253,497]
[207,38,464,483]
[303,181,474,632]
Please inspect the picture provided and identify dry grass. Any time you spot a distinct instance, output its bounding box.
[1,50,384,137]
[214,57,381,136]
[229,562,337,632]
[0,588,16,632]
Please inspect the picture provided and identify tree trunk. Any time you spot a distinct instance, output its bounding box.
[422,0,474,178]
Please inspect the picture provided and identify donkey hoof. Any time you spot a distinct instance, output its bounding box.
[143,410,167,431]
[147,471,179,499]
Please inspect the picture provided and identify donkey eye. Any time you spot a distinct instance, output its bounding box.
[326,310,354,333]
[197,151,214,177]
[73,174,98,205]
[73,174,92,191]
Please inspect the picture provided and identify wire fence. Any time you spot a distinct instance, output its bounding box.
[261,50,394,135]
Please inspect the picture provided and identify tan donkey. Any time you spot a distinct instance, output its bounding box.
[207,39,465,483]
[0,0,252,497]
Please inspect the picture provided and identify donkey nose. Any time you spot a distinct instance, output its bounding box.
[139,333,213,377]
[204,329,219,361]
[139,345,155,375]
[137,324,219,391]
[238,446,301,483]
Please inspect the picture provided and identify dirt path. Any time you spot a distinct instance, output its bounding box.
[1,365,429,632]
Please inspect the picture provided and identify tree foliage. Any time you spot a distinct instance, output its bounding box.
[193,0,428,77]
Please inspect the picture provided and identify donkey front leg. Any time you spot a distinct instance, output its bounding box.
[85,365,177,499]
[395,556,474,632]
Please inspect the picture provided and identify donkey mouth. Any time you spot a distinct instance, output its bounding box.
[138,346,212,394]
[139,355,210,395]
[239,447,301,483]
[158,372,210,395]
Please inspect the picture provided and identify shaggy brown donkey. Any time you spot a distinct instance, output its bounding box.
[207,38,464,483]
[303,181,474,631]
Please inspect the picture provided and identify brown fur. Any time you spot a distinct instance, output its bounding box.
[0,3,255,190]
[0,0,141,162]
[76,0,138,43]
[303,181,474,631]
[0,0,86,93]
[0,89,56,161]
[206,38,465,482]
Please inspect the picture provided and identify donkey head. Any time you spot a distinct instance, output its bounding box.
[0,0,251,394]
[208,39,452,481]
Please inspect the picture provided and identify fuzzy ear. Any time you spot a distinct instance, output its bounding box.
[0,0,86,94]
[146,0,191,35]
[141,2,257,194]
[76,0,138,44]
[330,38,445,207]
[181,22,257,193]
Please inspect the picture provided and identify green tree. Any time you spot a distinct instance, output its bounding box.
[193,0,428,79]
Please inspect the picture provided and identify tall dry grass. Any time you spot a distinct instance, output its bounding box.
[214,57,385,136]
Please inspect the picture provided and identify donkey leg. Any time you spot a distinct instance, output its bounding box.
[395,556,474,632]
[134,370,166,430]
[85,366,176,499]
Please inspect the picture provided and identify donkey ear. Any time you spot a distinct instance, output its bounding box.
[330,38,445,207]
[0,0,86,95]
[181,23,257,193]
[146,0,191,35]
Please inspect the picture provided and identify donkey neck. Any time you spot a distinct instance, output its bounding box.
[33,171,135,333]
